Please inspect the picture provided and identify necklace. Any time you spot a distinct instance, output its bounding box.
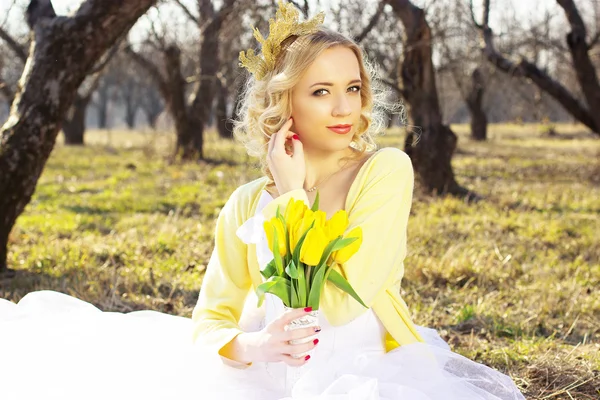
[305,160,352,192]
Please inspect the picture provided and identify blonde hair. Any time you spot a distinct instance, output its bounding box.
[233,28,401,188]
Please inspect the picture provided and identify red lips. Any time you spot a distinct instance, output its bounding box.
[327,124,352,134]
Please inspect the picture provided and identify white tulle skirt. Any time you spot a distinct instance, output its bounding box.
[0,290,524,400]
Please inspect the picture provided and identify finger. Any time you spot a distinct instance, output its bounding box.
[282,339,318,357]
[285,326,320,342]
[281,354,310,367]
[278,117,293,134]
[275,307,313,330]
[268,131,277,155]
[274,119,295,153]
[290,133,303,159]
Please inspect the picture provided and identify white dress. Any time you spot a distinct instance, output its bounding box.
[0,191,525,400]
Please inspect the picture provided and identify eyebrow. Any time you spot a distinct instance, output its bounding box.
[309,79,362,88]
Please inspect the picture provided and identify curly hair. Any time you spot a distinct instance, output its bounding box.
[233,28,401,188]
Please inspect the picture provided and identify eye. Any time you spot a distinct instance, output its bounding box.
[348,86,361,93]
[313,89,328,96]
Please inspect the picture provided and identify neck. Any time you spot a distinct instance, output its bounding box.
[303,147,355,190]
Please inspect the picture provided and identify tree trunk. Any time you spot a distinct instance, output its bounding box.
[466,67,487,141]
[558,0,600,131]
[96,86,109,129]
[121,79,139,129]
[163,46,198,159]
[187,0,237,157]
[216,78,232,139]
[385,0,468,196]
[62,96,89,145]
[0,0,156,274]
[140,85,162,129]
[125,103,136,129]
[143,102,162,129]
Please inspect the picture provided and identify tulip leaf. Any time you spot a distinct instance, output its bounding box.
[272,226,283,275]
[291,281,301,308]
[327,269,367,308]
[330,236,359,251]
[256,276,291,307]
[317,236,342,266]
[292,219,315,266]
[285,258,299,279]
[311,191,320,212]
[260,259,277,279]
[307,264,328,309]
[297,261,307,306]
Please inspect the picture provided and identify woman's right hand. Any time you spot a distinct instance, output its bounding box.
[267,117,306,195]
[241,307,320,366]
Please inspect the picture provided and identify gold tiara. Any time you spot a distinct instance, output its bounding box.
[239,1,325,80]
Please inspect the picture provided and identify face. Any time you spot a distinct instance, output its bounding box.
[290,46,362,154]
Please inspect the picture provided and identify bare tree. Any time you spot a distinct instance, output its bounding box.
[384,0,469,196]
[0,5,115,145]
[474,0,600,136]
[435,1,489,140]
[62,73,103,144]
[0,9,28,106]
[128,0,237,160]
[139,80,164,129]
[0,0,156,275]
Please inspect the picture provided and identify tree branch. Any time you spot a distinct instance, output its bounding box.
[354,1,386,44]
[588,30,600,49]
[381,77,406,98]
[289,0,309,19]
[124,45,169,100]
[25,0,57,29]
[173,0,199,24]
[475,0,599,134]
[89,38,123,75]
[0,77,15,102]
[0,25,28,63]
[556,0,600,130]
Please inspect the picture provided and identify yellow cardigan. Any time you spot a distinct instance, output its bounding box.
[191,147,424,368]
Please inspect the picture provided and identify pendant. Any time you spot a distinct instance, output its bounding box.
[307,186,317,192]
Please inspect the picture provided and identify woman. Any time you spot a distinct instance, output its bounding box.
[0,3,525,399]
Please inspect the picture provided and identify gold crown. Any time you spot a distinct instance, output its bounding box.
[239,1,325,80]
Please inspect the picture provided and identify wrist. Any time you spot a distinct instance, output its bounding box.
[233,332,256,364]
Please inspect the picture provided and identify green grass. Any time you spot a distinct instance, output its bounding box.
[2,123,599,399]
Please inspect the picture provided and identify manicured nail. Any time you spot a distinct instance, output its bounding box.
[305,355,310,361]
[313,339,319,345]
[314,327,321,332]
[304,307,312,312]
[292,134,299,140]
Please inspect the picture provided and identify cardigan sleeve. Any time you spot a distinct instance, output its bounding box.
[320,149,414,325]
[191,187,253,369]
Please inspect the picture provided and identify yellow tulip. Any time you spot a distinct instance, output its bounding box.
[290,218,304,251]
[331,226,363,264]
[284,198,306,232]
[264,217,287,258]
[324,210,349,241]
[293,209,315,246]
[312,210,327,229]
[300,226,328,266]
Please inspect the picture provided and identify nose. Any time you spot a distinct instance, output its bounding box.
[332,93,352,117]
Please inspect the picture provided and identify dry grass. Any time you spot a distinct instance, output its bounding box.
[2,123,599,399]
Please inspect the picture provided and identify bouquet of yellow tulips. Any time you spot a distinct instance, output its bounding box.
[257,193,367,310]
